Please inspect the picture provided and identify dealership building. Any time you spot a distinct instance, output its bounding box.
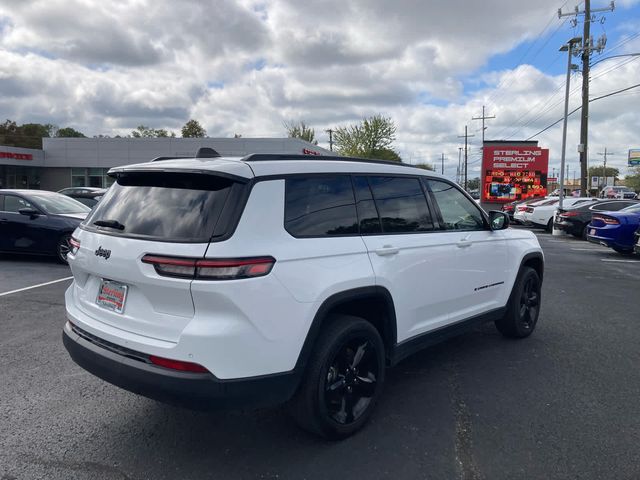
[0,137,330,191]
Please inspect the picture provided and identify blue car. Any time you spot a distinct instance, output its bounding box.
[587,203,640,254]
[0,190,90,263]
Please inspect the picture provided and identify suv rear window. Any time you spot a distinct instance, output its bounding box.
[83,172,236,242]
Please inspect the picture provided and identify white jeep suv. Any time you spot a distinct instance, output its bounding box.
[63,150,544,439]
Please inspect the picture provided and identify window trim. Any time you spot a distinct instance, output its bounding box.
[422,178,490,232]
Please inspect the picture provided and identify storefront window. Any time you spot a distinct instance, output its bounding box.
[71,168,86,187]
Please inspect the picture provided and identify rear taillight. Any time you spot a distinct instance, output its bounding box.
[592,215,619,225]
[525,207,534,213]
[149,355,209,373]
[516,206,527,212]
[562,211,580,217]
[69,236,81,255]
[141,255,276,280]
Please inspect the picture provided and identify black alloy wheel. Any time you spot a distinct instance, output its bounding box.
[291,315,385,439]
[495,266,541,338]
[57,234,72,264]
[324,338,379,425]
[518,275,540,332]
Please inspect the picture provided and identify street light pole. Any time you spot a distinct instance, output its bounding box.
[554,36,582,236]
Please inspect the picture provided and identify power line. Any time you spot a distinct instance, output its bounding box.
[525,81,640,140]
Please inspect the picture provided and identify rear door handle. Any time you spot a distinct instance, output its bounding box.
[375,245,399,256]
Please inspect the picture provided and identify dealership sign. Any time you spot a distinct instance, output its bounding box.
[0,151,33,160]
[481,146,549,202]
[629,149,640,166]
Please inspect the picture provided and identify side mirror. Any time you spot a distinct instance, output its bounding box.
[19,207,40,217]
[489,211,509,230]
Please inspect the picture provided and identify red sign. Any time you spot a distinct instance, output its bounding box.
[0,151,33,160]
[302,148,320,156]
[481,146,549,202]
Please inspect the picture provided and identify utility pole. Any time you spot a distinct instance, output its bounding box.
[597,148,614,189]
[458,126,475,191]
[457,147,463,185]
[472,105,495,146]
[325,129,334,151]
[441,153,445,175]
[559,1,615,196]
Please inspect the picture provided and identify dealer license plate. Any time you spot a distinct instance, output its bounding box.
[590,229,596,236]
[96,280,128,314]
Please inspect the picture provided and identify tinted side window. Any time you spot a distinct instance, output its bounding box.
[285,176,358,237]
[353,176,382,234]
[592,201,633,211]
[368,176,433,233]
[426,180,485,231]
[4,195,34,213]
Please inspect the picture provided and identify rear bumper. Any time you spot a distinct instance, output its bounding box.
[62,321,300,410]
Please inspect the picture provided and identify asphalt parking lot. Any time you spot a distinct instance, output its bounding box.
[1,231,639,480]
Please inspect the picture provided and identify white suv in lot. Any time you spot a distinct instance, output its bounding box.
[63,151,544,439]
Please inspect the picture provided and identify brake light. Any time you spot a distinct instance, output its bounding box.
[141,255,276,280]
[516,206,528,212]
[592,215,619,225]
[149,355,209,373]
[562,211,580,217]
[69,236,81,255]
[525,207,534,213]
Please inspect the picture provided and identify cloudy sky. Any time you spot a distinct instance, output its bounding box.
[0,0,639,179]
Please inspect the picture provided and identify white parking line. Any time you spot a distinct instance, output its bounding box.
[601,259,640,263]
[571,248,606,251]
[0,276,74,297]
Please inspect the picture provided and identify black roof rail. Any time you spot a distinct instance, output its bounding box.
[150,156,190,162]
[241,153,415,168]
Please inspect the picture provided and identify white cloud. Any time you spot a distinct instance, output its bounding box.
[0,0,638,177]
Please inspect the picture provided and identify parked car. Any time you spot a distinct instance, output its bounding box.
[61,188,107,208]
[502,197,546,223]
[62,151,544,439]
[525,197,598,232]
[513,197,555,225]
[555,200,639,239]
[0,190,90,263]
[599,186,636,199]
[586,203,640,254]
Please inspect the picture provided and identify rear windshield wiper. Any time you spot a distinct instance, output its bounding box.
[93,219,125,230]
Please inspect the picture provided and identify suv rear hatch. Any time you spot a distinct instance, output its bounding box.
[68,167,251,343]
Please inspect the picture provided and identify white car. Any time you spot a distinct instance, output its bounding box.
[63,149,544,439]
[526,197,598,231]
[513,197,555,225]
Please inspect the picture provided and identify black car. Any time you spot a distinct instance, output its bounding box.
[554,199,639,239]
[0,190,90,263]
[60,188,107,208]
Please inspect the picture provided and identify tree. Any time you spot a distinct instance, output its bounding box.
[414,162,435,171]
[0,120,50,148]
[467,177,480,190]
[131,125,176,138]
[57,127,86,138]
[624,167,640,193]
[284,121,317,145]
[588,165,619,180]
[334,115,400,161]
[181,119,207,138]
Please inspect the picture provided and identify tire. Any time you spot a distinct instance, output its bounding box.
[56,234,72,264]
[495,267,541,338]
[581,224,589,240]
[546,218,553,233]
[290,315,385,440]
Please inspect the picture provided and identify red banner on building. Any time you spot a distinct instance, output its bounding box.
[0,151,33,160]
[481,145,549,202]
